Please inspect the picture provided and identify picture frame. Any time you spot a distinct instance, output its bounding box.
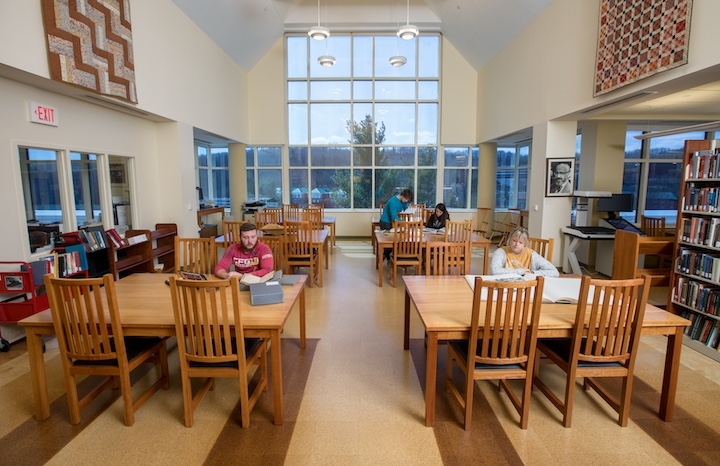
[546,158,575,197]
[109,163,126,184]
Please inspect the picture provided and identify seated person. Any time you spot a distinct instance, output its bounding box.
[214,222,274,279]
[425,203,449,229]
[490,227,559,277]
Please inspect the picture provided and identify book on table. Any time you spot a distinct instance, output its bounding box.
[464,274,582,304]
[240,269,276,285]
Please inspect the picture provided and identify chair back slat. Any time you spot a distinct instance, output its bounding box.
[641,215,666,236]
[425,241,468,276]
[527,237,554,262]
[222,220,245,249]
[393,220,424,257]
[445,220,473,244]
[175,237,217,275]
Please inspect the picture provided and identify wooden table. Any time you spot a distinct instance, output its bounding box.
[18,273,307,425]
[322,216,336,253]
[374,231,490,287]
[259,229,330,287]
[402,275,691,427]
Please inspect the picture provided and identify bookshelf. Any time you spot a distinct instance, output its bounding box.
[669,139,720,362]
[153,223,177,272]
[110,229,153,279]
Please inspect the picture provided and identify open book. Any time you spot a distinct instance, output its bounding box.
[240,270,276,285]
[464,274,582,304]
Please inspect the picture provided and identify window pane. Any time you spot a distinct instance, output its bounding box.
[644,162,681,222]
[257,147,281,167]
[417,168,436,207]
[376,147,414,166]
[375,36,415,78]
[246,169,255,200]
[311,169,350,207]
[311,146,351,166]
[497,148,516,168]
[198,168,209,205]
[287,36,308,78]
[310,103,351,144]
[621,162,640,221]
[353,147,372,166]
[649,131,704,159]
[258,169,282,207]
[211,169,230,206]
[353,81,372,100]
[417,103,438,145]
[353,36,373,77]
[310,36,351,77]
[418,146,437,166]
[517,169,528,210]
[443,169,467,208]
[496,171,514,209]
[310,81,351,100]
[245,147,255,167]
[211,148,228,167]
[375,103,415,144]
[375,169,414,207]
[288,103,308,145]
[418,81,438,100]
[197,146,208,167]
[353,168,373,208]
[287,81,307,100]
[518,145,529,167]
[70,152,100,226]
[21,148,61,224]
[625,131,642,158]
[444,147,470,167]
[289,147,308,166]
[375,81,415,100]
[289,169,309,207]
[418,36,440,78]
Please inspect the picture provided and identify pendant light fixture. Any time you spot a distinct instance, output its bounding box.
[389,2,407,67]
[308,0,330,40]
[318,29,335,67]
[397,0,419,40]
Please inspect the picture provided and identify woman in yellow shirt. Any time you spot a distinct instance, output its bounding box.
[490,227,559,277]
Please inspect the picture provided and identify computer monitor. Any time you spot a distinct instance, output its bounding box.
[596,193,633,219]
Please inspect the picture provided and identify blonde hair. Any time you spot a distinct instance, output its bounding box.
[506,227,529,247]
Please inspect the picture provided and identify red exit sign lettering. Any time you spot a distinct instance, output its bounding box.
[29,102,59,126]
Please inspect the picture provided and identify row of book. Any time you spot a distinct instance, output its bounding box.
[680,216,720,247]
[676,248,720,282]
[687,150,720,180]
[105,228,127,248]
[56,250,86,278]
[673,276,720,316]
[78,229,107,251]
[682,183,720,212]
[681,311,720,350]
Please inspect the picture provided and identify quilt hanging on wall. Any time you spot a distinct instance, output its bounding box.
[41,0,137,103]
[594,0,692,97]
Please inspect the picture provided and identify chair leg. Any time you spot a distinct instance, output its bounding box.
[119,371,135,426]
[66,374,82,425]
[562,369,577,428]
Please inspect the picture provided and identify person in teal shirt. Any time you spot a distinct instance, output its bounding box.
[379,188,414,230]
[379,189,414,262]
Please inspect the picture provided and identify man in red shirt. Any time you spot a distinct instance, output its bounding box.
[214,222,274,279]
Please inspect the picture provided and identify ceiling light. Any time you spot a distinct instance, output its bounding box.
[309,0,330,40]
[633,120,720,140]
[389,55,407,67]
[397,0,419,40]
[318,55,336,67]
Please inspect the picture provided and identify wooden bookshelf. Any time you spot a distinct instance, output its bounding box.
[110,229,153,279]
[668,139,720,361]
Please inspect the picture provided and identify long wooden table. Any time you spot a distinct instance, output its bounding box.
[374,230,490,287]
[402,275,691,427]
[18,273,307,425]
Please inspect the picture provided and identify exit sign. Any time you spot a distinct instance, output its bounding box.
[29,101,59,126]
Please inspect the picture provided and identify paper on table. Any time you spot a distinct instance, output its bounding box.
[464,275,585,304]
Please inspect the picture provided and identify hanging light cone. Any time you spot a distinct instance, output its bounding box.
[308,0,330,40]
[318,55,336,67]
[389,55,407,67]
[397,0,419,40]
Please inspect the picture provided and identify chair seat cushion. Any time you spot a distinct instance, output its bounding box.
[73,336,163,366]
[449,340,524,370]
[538,338,623,368]
[189,337,264,368]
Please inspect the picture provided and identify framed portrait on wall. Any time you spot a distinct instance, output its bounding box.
[546,158,574,197]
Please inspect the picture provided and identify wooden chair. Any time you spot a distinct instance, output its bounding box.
[283,220,320,287]
[423,207,434,224]
[221,220,245,249]
[446,276,544,430]
[44,274,169,426]
[259,208,283,226]
[475,207,492,238]
[390,220,424,287]
[445,220,473,273]
[641,215,666,237]
[299,208,323,231]
[533,275,651,427]
[425,241,468,276]
[168,276,268,427]
[175,237,217,275]
[527,236,554,262]
[283,203,300,222]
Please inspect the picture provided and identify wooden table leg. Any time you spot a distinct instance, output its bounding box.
[271,329,284,425]
[25,329,50,420]
[404,288,410,350]
[425,331,438,427]
[299,286,306,349]
[659,327,683,421]
[377,241,384,287]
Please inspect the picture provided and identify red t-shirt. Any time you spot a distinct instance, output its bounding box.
[215,241,274,276]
